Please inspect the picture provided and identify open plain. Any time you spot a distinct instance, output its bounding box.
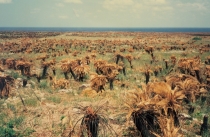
[0,31,210,137]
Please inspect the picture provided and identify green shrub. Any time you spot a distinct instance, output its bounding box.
[60,115,65,121]
[192,37,202,41]
[10,71,20,79]
[0,126,16,137]
[0,116,33,137]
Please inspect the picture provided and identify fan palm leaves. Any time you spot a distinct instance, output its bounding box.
[158,87,183,127]
[16,60,32,75]
[99,64,115,75]
[165,74,182,90]
[175,76,201,103]
[177,56,201,75]
[93,59,107,74]
[165,73,207,115]
[205,65,210,78]
[170,55,177,66]
[73,64,90,82]
[115,53,124,64]
[85,55,90,65]
[125,54,133,68]
[68,102,118,137]
[97,63,121,90]
[148,82,185,116]
[124,85,160,137]
[0,75,14,98]
[144,46,154,54]
[106,69,119,90]
[125,85,155,117]
[90,74,107,92]
[153,116,182,137]
[140,65,153,84]
[40,59,55,78]
[125,81,185,135]
[5,58,16,69]
[60,59,79,80]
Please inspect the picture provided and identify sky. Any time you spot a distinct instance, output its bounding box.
[0,0,210,28]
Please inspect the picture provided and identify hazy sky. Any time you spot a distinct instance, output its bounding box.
[0,0,210,27]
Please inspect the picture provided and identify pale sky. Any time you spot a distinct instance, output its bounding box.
[0,0,210,28]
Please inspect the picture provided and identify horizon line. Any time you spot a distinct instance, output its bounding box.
[1,27,210,28]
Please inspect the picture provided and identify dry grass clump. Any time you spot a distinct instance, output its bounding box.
[51,77,70,89]
[80,88,98,97]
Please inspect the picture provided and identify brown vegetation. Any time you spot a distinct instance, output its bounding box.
[0,31,210,137]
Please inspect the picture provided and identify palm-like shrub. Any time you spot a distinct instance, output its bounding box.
[140,65,153,84]
[0,75,14,98]
[93,59,107,74]
[90,74,107,92]
[165,73,207,114]
[15,60,32,76]
[115,53,124,64]
[125,82,186,136]
[80,107,99,137]
[148,82,185,126]
[41,60,55,78]
[60,59,78,80]
[166,74,203,103]
[125,84,159,137]
[153,116,182,137]
[94,62,121,90]
[5,58,16,69]
[170,55,176,66]
[205,65,210,78]
[106,70,119,90]
[177,56,201,75]
[205,65,210,86]
[125,54,133,68]
[73,64,90,82]
[68,103,117,137]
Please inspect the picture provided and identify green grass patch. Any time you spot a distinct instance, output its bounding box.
[10,71,20,79]
[24,98,38,107]
[46,96,61,104]
[7,103,16,112]
[38,80,48,89]
[0,115,35,137]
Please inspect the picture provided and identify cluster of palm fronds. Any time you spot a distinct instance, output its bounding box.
[177,56,202,81]
[90,74,107,92]
[0,75,14,98]
[124,73,207,136]
[92,60,123,91]
[15,59,32,75]
[68,102,118,137]
[139,64,153,84]
[61,59,90,81]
